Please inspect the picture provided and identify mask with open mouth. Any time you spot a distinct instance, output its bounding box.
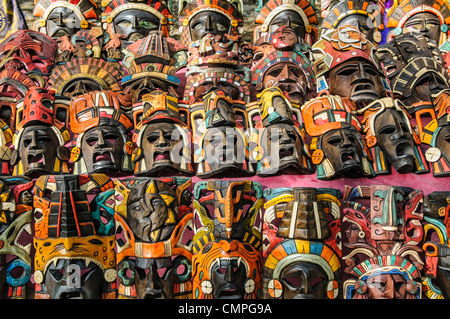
[301,95,374,180]
[359,97,429,175]
[32,174,117,299]
[69,90,134,175]
[11,87,71,177]
[312,25,389,109]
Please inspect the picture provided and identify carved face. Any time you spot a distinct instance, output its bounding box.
[337,14,376,43]
[193,79,241,103]
[320,127,364,176]
[259,124,306,174]
[268,10,305,39]
[210,257,247,299]
[46,7,82,39]
[200,127,247,176]
[279,262,328,299]
[140,122,186,175]
[81,125,126,173]
[365,272,408,299]
[403,12,441,45]
[44,259,104,299]
[113,9,160,44]
[373,108,416,173]
[262,62,310,103]
[328,60,385,106]
[134,257,174,299]
[435,245,450,299]
[18,125,59,176]
[127,190,169,242]
[189,11,231,42]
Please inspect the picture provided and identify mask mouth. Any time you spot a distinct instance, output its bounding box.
[154,151,171,162]
[59,290,83,299]
[279,145,295,159]
[51,28,71,39]
[215,284,242,299]
[94,151,112,163]
[99,207,112,225]
[28,153,45,168]
[340,149,360,168]
[350,83,379,101]
[127,32,145,43]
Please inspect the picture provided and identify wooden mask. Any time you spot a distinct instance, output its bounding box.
[359,97,429,175]
[300,95,375,180]
[253,87,314,176]
[262,187,342,299]
[69,90,134,175]
[320,0,385,45]
[113,177,193,299]
[312,25,389,109]
[11,87,71,178]
[341,185,425,299]
[33,0,98,39]
[132,90,193,176]
[0,177,33,299]
[421,191,450,298]
[191,180,263,299]
[33,174,117,299]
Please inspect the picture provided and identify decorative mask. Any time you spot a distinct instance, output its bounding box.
[54,27,104,65]
[251,26,315,105]
[0,30,58,77]
[191,90,252,178]
[252,87,314,176]
[312,25,390,109]
[131,90,193,176]
[376,32,450,116]
[0,177,34,299]
[358,97,429,175]
[49,57,124,98]
[342,185,425,299]
[301,95,375,180]
[178,0,243,47]
[69,90,134,175]
[192,180,263,299]
[113,177,193,299]
[120,30,185,103]
[253,0,318,45]
[385,0,450,49]
[320,0,385,45]
[33,174,117,299]
[33,0,98,39]
[421,191,450,298]
[11,87,71,178]
[102,0,174,46]
[262,187,342,299]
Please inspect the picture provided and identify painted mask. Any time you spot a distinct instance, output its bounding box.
[300,95,375,180]
[102,0,173,47]
[253,0,318,45]
[132,90,193,176]
[69,90,134,175]
[320,0,385,45]
[11,87,71,178]
[342,185,425,299]
[385,0,450,48]
[421,191,450,299]
[113,177,193,299]
[359,97,429,175]
[33,0,98,39]
[0,177,34,299]
[192,180,263,299]
[312,25,389,109]
[251,26,315,105]
[33,174,117,299]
